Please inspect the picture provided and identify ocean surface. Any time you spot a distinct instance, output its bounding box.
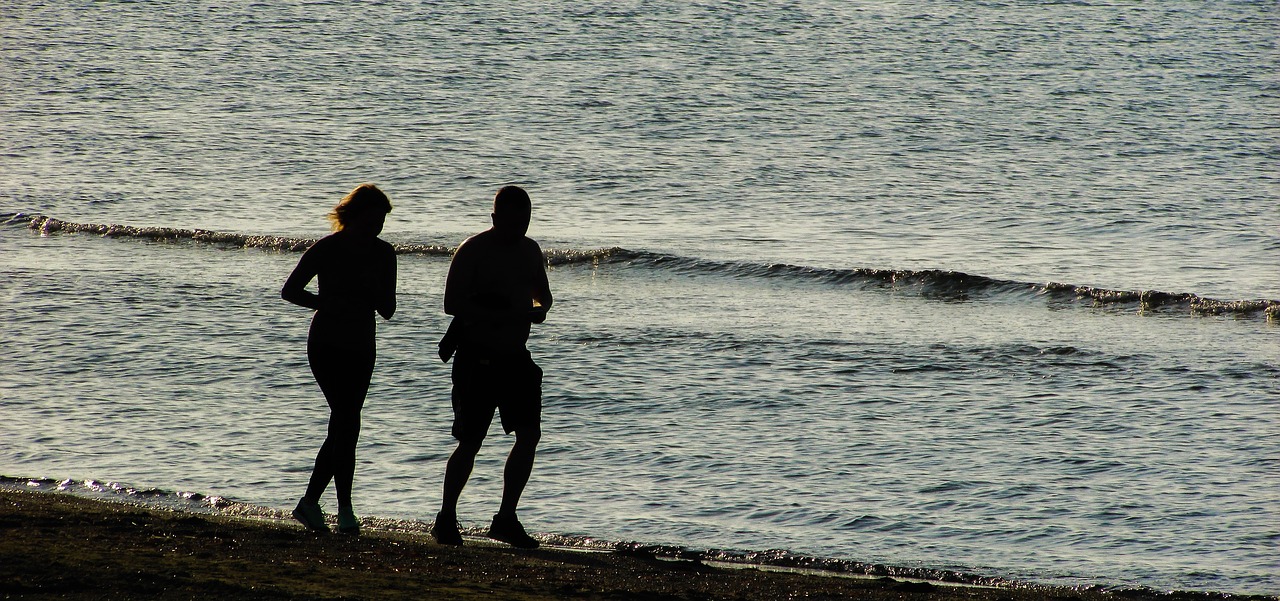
[2,2,1277,595]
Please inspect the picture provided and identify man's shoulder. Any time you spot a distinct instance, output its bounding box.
[454,231,542,258]
[521,237,544,259]
[455,230,492,253]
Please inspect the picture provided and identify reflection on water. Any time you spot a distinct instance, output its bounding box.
[2,232,1276,594]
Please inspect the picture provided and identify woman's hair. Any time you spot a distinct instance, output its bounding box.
[328,183,392,231]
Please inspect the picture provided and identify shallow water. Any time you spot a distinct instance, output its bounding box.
[3,225,1277,593]
[2,1,1278,595]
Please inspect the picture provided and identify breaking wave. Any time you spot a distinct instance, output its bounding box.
[7,212,1277,319]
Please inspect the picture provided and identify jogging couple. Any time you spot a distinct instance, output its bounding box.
[280,184,551,549]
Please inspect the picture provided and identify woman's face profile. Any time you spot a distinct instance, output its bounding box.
[347,210,386,238]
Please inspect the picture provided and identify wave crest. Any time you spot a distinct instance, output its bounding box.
[10,213,318,252]
[7,213,1277,318]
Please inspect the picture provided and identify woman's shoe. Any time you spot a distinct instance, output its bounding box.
[487,513,539,549]
[431,512,463,546]
[337,506,360,535]
[292,498,330,533]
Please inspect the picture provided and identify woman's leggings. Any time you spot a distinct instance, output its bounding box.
[304,345,375,508]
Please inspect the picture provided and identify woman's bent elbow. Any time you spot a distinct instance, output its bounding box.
[281,287,311,309]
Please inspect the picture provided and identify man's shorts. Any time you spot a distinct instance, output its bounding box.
[450,350,542,442]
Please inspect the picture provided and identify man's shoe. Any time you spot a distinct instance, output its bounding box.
[292,498,330,533]
[337,506,360,535]
[431,512,463,546]
[487,514,539,549]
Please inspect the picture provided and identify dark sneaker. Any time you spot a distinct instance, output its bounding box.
[292,498,330,533]
[487,514,539,549]
[431,512,463,546]
[337,506,360,535]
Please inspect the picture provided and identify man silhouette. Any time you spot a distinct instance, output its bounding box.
[432,185,552,549]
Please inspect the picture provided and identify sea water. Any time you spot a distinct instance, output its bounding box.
[1,2,1277,595]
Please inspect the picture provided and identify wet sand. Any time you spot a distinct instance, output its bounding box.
[0,490,1251,601]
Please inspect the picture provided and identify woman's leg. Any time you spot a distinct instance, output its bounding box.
[304,347,374,507]
[328,406,362,508]
[303,439,335,503]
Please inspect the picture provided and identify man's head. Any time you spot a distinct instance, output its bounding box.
[491,185,531,240]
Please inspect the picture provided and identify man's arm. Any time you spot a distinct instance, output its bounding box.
[529,240,553,324]
[442,240,474,318]
[443,237,514,322]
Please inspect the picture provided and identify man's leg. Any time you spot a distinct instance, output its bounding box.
[487,427,541,548]
[498,428,540,518]
[498,357,543,519]
[438,354,490,536]
[441,439,482,517]
[485,356,543,548]
[432,438,482,545]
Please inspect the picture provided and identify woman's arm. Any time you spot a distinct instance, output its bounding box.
[281,243,323,311]
[377,244,396,320]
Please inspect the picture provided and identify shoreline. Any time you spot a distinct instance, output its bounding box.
[2,488,1273,601]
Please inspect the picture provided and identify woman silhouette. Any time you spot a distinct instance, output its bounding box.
[282,183,396,534]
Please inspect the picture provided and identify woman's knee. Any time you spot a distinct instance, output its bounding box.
[327,410,361,440]
[514,427,541,447]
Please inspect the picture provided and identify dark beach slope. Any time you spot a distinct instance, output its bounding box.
[0,490,1265,601]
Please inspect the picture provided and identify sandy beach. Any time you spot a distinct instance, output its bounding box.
[2,489,1263,601]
